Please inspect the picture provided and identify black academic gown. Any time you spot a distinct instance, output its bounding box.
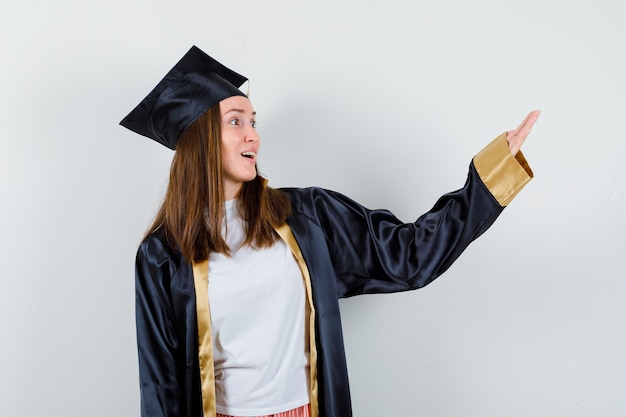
[134,134,533,417]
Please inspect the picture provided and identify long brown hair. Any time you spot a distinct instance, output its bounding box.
[145,103,291,262]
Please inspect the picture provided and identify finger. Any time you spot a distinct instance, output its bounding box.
[512,110,541,138]
[513,113,533,134]
[518,110,541,139]
[515,110,540,133]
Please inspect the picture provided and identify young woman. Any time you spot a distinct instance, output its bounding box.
[120,45,539,417]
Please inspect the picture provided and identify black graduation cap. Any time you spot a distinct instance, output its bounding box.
[120,45,248,150]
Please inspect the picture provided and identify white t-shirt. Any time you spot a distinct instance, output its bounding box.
[208,199,309,416]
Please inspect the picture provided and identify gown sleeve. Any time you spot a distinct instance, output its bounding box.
[297,133,533,298]
[135,233,188,417]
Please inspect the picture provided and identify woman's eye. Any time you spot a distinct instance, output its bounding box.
[228,118,239,126]
[251,120,257,128]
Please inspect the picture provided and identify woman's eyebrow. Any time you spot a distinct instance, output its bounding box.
[223,108,256,116]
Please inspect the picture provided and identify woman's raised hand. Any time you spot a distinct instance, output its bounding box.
[507,110,541,155]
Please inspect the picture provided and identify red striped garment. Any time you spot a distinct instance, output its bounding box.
[216,404,310,417]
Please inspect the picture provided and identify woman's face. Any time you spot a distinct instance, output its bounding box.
[219,95,259,200]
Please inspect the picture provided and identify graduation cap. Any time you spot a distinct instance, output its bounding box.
[120,45,248,150]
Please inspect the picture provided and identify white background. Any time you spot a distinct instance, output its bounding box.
[1,0,624,415]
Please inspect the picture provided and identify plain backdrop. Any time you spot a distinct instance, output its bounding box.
[1,0,624,416]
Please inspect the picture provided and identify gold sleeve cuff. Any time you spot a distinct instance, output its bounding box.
[473,132,534,207]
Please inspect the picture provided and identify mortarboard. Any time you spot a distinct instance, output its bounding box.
[120,45,248,150]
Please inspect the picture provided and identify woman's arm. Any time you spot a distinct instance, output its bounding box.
[294,112,539,297]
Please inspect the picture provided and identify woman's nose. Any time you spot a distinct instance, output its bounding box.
[245,126,258,142]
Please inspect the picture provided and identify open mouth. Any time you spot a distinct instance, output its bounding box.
[241,151,256,159]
